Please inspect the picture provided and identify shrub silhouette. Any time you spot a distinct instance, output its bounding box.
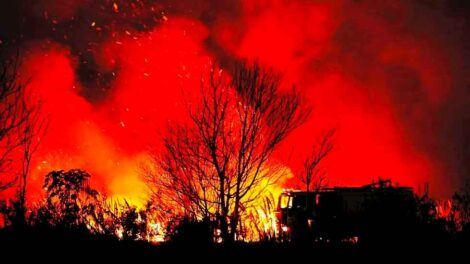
[35,169,98,228]
[165,217,213,245]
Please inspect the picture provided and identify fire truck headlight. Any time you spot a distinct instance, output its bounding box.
[281,225,289,233]
[307,219,314,228]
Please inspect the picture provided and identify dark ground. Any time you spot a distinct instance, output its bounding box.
[0,227,468,262]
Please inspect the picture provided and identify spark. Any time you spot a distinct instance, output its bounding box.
[162,12,168,21]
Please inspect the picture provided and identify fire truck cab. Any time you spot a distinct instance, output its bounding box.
[276,180,415,242]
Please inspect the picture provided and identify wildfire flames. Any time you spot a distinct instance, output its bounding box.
[1,0,470,241]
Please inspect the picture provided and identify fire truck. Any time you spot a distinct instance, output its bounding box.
[275,180,416,242]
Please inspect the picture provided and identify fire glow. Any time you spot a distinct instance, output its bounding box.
[1,0,468,239]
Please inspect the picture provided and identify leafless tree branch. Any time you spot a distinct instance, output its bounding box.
[298,129,335,192]
[144,61,310,242]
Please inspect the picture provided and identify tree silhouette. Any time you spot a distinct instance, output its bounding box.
[0,51,32,192]
[15,96,48,226]
[144,62,309,242]
[38,169,98,228]
[297,129,335,193]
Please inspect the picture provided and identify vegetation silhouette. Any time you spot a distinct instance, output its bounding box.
[0,171,468,259]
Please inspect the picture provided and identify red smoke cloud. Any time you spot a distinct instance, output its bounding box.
[5,0,465,205]
[21,18,213,205]
[214,0,442,192]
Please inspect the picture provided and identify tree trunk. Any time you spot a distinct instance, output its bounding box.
[219,176,229,242]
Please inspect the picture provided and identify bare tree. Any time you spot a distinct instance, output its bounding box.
[298,129,335,193]
[144,62,309,242]
[0,51,31,192]
[0,49,47,227]
[16,98,47,224]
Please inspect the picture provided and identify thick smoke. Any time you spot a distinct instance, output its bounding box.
[0,0,469,201]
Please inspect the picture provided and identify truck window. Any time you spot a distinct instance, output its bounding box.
[279,194,291,209]
[293,194,315,209]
